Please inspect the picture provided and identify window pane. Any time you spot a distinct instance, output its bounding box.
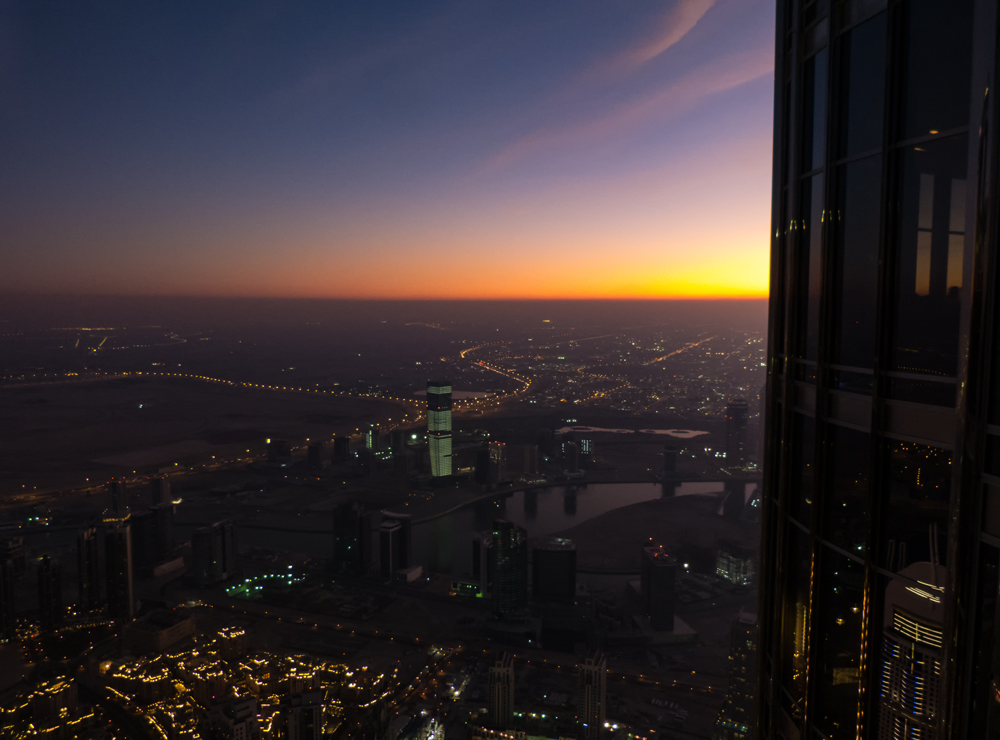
[883,441,950,572]
[779,524,812,722]
[824,426,871,555]
[790,414,815,524]
[900,0,973,140]
[832,155,881,368]
[813,547,864,739]
[838,12,885,157]
[803,50,828,172]
[796,175,824,359]
[892,134,967,378]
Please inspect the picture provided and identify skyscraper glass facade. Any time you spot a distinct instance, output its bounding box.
[427,380,453,478]
[759,0,1000,737]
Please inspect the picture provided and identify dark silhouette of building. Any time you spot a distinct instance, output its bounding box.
[332,436,350,459]
[473,531,493,597]
[0,557,14,642]
[77,527,100,611]
[578,650,606,739]
[266,438,291,463]
[285,691,322,740]
[107,477,128,516]
[104,519,134,622]
[640,544,676,632]
[532,537,576,605]
[332,501,378,575]
[757,1,1000,737]
[130,510,157,573]
[382,512,412,569]
[725,399,749,467]
[37,555,61,633]
[149,475,170,506]
[191,519,238,586]
[563,440,580,474]
[427,380,452,478]
[490,520,528,619]
[151,503,174,562]
[713,610,757,740]
[306,441,325,468]
[488,652,515,729]
[663,444,678,476]
[379,521,401,581]
[0,537,25,579]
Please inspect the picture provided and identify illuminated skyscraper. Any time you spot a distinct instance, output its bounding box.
[758,1,1000,737]
[427,380,452,478]
[713,610,757,740]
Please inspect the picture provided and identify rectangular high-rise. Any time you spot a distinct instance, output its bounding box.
[77,527,101,611]
[757,1,1000,737]
[725,399,749,467]
[0,558,14,642]
[640,544,676,632]
[104,519,134,622]
[532,537,576,605]
[426,380,452,478]
[577,650,606,739]
[490,519,528,619]
[149,475,170,506]
[712,610,757,740]
[379,521,401,581]
[37,555,61,633]
[488,652,515,729]
[191,519,238,586]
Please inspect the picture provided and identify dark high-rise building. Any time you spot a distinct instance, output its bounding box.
[640,544,676,632]
[382,512,412,569]
[0,558,14,642]
[490,520,529,620]
[758,2,1000,737]
[379,521,401,581]
[577,650,606,740]
[266,438,291,463]
[149,475,170,506]
[37,555,61,633]
[473,531,494,596]
[0,537,26,579]
[332,436,351,459]
[488,652,515,729]
[307,441,325,468]
[151,503,175,562]
[332,502,378,576]
[130,510,157,572]
[663,444,678,476]
[191,519,238,586]
[532,537,576,605]
[104,519,134,622]
[725,399,749,467]
[107,477,128,515]
[427,380,452,478]
[563,440,580,474]
[77,527,101,611]
[712,610,757,740]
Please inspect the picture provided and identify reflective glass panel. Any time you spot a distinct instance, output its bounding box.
[824,425,871,555]
[803,50,828,172]
[780,523,812,721]
[796,175,824,360]
[892,134,966,379]
[900,0,972,141]
[838,12,885,157]
[813,547,864,739]
[832,155,881,368]
[883,440,950,572]
[790,414,815,524]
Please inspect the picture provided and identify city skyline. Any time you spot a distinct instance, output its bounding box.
[1,0,775,300]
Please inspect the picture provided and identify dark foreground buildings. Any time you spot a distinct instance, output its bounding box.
[759,0,1000,737]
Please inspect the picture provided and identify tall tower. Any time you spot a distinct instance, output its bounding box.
[107,477,128,516]
[37,555,61,633]
[104,518,134,622]
[488,652,515,729]
[640,544,676,632]
[0,557,14,642]
[577,650,606,739]
[713,610,757,740]
[379,521,401,581]
[77,527,101,611]
[758,1,1000,737]
[426,380,452,478]
[725,399,749,468]
[149,475,170,506]
[490,519,528,620]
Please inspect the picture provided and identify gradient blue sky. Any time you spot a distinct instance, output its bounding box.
[1,0,775,298]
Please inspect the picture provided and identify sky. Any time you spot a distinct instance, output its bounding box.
[0,0,775,300]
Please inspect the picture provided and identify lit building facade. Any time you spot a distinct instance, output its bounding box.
[758,1,1000,737]
[427,380,452,478]
[713,610,758,740]
[577,650,606,739]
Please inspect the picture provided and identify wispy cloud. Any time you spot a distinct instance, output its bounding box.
[582,0,717,83]
[481,44,773,173]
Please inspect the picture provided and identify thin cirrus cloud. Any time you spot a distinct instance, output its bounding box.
[579,0,717,84]
[482,43,774,173]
